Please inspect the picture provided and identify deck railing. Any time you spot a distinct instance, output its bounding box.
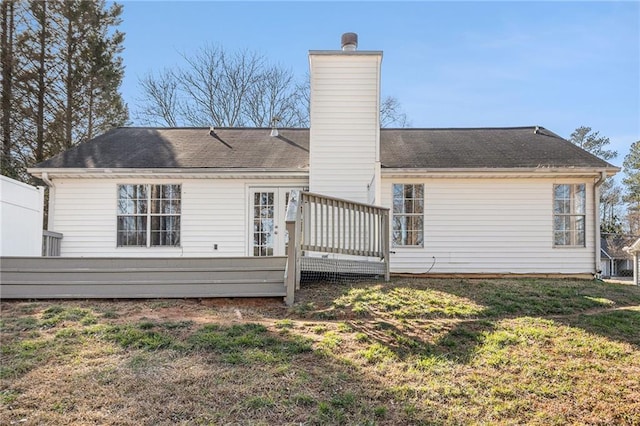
[42,230,63,257]
[285,191,390,304]
[300,192,388,258]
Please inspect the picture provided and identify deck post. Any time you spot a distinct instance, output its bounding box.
[42,230,63,256]
[295,196,304,290]
[285,219,296,306]
[284,190,302,305]
[383,209,390,281]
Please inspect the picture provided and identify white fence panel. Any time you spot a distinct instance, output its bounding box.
[0,176,44,256]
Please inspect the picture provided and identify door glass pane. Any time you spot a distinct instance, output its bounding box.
[284,192,290,252]
[253,192,275,256]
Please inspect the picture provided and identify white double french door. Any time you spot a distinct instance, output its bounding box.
[249,187,299,256]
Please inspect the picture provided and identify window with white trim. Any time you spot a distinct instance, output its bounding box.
[553,184,585,247]
[392,183,424,247]
[117,184,181,247]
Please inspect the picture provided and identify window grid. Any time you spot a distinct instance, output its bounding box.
[253,192,274,256]
[117,184,181,247]
[392,183,424,247]
[553,184,585,247]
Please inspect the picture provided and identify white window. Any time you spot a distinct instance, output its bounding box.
[117,184,181,247]
[553,184,585,247]
[392,183,424,247]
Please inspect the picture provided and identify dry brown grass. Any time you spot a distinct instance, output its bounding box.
[1,277,640,425]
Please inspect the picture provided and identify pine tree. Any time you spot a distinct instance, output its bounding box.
[11,0,58,172]
[568,126,623,233]
[2,0,128,182]
[569,126,617,160]
[1,0,16,177]
[83,1,128,139]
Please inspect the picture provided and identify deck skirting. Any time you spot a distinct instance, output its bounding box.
[0,256,287,299]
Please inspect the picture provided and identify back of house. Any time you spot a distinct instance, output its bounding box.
[28,33,619,277]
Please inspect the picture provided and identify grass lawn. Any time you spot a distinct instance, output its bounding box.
[1,278,640,425]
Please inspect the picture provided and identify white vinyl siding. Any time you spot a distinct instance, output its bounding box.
[382,178,596,274]
[49,175,597,275]
[309,53,381,203]
[49,177,306,257]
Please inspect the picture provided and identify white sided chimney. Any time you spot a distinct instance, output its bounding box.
[308,33,383,203]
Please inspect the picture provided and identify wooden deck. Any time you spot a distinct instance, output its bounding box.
[0,256,287,299]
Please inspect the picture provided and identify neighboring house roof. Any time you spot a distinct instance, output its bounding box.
[33,126,616,171]
[624,237,640,255]
[601,235,638,260]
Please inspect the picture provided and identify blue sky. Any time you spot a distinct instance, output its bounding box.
[118,1,639,169]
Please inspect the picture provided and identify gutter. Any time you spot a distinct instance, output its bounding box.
[41,172,55,231]
[41,171,54,188]
[381,167,620,178]
[27,167,310,180]
[594,170,607,277]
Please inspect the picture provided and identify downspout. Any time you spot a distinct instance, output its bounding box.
[374,53,382,205]
[593,170,606,278]
[41,172,55,231]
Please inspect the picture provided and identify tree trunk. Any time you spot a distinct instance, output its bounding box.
[1,0,14,167]
[65,13,73,149]
[35,0,47,162]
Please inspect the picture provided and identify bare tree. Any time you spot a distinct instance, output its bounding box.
[137,45,305,128]
[600,178,624,234]
[135,45,411,129]
[243,65,302,127]
[177,44,245,126]
[135,69,179,127]
[380,96,410,128]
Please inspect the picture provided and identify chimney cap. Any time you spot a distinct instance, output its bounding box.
[341,32,358,51]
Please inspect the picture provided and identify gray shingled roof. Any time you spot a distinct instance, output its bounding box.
[379,127,614,169]
[35,128,310,169]
[34,126,615,170]
[601,235,638,259]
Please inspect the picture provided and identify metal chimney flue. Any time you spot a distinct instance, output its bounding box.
[341,32,358,51]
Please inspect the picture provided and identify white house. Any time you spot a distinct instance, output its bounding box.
[0,175,45,256]
[623,238,640,285]
[27,33,619,276]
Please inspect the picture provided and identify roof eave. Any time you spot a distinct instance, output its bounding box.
[381,167,620,179]
[309,50,383,56]
[27,167,309,179]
